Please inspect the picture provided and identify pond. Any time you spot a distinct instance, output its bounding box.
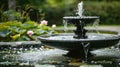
[0,41,120,67]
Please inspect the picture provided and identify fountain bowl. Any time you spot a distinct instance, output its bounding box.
[63,16,99,24]
[38,33,120,51]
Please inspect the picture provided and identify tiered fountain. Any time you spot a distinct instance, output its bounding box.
[38,2,120,62]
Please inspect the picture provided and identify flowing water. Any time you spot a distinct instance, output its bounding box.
[81,42,90,63]
[63,20,68,33]
[77,1,84,17]
[92,19,100,34]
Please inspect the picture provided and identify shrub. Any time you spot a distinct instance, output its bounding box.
[82,1,120,25]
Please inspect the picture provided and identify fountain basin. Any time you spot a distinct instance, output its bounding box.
[63,16,99,24]
[38,33,120,51]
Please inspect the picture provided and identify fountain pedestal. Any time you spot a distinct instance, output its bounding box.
[64,44,92,62]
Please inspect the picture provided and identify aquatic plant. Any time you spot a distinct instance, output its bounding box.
[0,20,57,42]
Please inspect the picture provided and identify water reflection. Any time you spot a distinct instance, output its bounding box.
[0,45,120,67]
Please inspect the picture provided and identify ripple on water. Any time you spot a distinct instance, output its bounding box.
[18,49,69,62]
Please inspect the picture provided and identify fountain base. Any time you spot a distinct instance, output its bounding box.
[64,50,93,59]
[38,33,120,62]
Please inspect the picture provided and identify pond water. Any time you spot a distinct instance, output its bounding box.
[45,33,118,40]
[0,45,120,67]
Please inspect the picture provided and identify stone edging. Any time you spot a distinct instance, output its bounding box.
[0,41,41,47]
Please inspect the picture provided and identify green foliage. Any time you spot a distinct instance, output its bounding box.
[0,25,11,37]
[21,21,37,29]
[84,1,120,25]
[0,6,44,23]
[32,0,120,25]
[1,10,21,21]
[1,0,120,25]
[42,0,76,25]
[0,21,57,42]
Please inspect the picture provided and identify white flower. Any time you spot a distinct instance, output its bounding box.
[52,24,56,28]
[27,30,34,36]
[40,20,48,25]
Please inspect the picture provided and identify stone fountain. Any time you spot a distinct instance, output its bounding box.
[38,2,120,62]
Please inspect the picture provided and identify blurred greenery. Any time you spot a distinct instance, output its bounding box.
[0,0,120,25]
[84,1,120,25]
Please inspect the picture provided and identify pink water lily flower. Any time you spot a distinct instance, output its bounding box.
[27,30,34,36]
[40,20,48,25]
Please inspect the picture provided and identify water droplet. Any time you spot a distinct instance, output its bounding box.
[25,49,28,51]
[119,63,120,65]
[34,48,38,50]
[91,61,95,63]
[19,48,23,51]
[13,48,17,50]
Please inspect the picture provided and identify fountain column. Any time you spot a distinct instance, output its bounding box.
[73,20,87,39]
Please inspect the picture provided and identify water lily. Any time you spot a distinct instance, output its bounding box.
[40,20,48,25]
[52,24,56,28]
[0,21,57,41]
[27,30,34,36]
[10,34,20,40]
